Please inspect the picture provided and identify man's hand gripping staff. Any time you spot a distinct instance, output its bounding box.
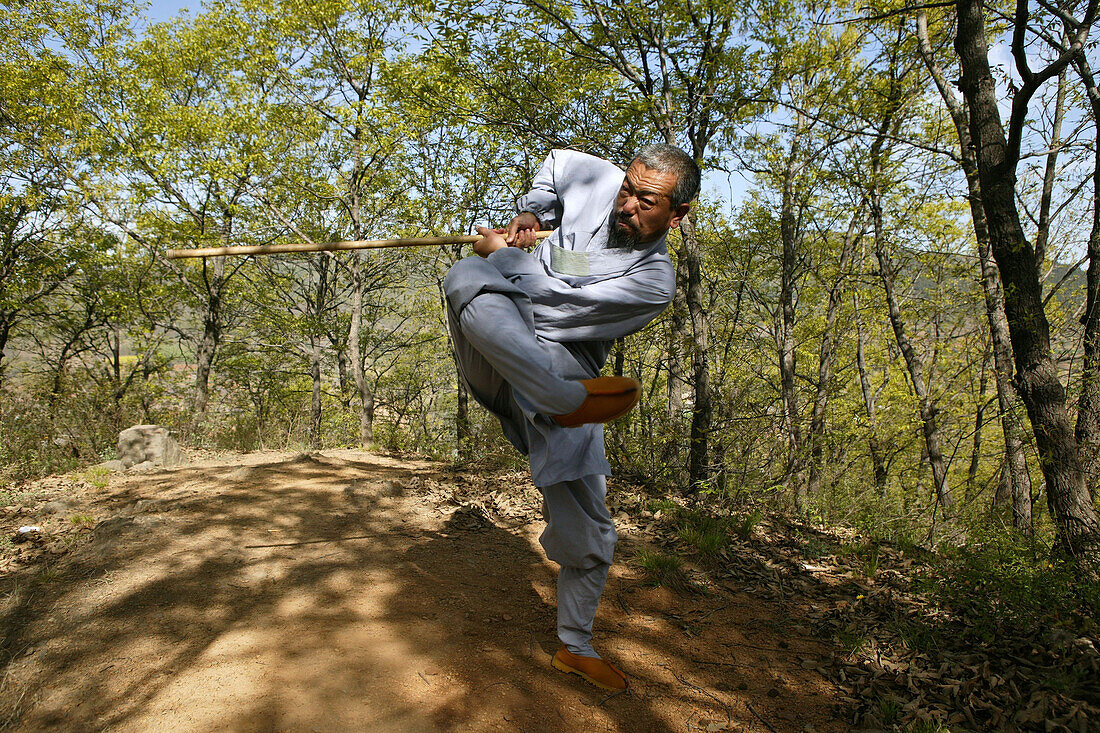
[472,211,542,258]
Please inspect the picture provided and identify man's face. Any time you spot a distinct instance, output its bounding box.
[609,160,690,249]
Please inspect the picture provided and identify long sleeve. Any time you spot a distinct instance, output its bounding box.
[486,246,674,342]
[516,152,564,228]
[516,150,625,231]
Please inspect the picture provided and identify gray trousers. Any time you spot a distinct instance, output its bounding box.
[445,273,617,658]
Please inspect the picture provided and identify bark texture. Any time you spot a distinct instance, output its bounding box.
[778,146,805,507]
[807,206,867,497]
[855,296,889,493]
[954,0,1100,560]
[1074,53,1100,496]
[677,212,712,493]
[916,10,1032,530]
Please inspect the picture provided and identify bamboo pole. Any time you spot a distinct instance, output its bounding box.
[164,230,552,259]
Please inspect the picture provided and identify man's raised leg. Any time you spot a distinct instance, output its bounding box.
[455,292,586,417]
[444,257,640,427]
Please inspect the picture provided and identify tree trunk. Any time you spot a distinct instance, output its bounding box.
[917,9,1032,530]
[677,212,712,494]
[664,251,689,467]
[807,206,867,496]
[193,236,226,416]
[1074,53,1100,496]
[0,319,11,387]
[309,338,323,450]
[346,89,376,449]
[967,345,990,498]
[873,197,955,522]
[333,341,352,409]
[1033,68,1067,270]
[981,237,1034,532]
[855,293,889,493]
[778,138,806,508]
[110,324,123,408]
[348,252,374,447]
[954,0,1100,561]
[455,374,470,456]
[193,305,220,415]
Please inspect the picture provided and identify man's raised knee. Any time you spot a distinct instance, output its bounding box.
[444,256,505,314]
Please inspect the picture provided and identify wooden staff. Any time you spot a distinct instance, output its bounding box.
[164,230,553,259]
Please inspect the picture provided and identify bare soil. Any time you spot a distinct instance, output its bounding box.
[0,450,846,732]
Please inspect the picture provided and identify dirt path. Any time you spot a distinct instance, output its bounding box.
[0,450,844,732]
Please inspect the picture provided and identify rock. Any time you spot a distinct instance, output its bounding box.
[117,425,182,469]
[42,499,76,515]
[131,499,164,514]
[93,516,136,539]
[133,514,165,528]
[98,460,126,473]
[127,461,158,473]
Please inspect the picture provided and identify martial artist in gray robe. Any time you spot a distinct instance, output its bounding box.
[444,149,677,659]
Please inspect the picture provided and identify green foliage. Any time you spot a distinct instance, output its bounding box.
[799,534,836,560]
[875,695,901,727]
[907,721,948,733]
[0,385,118,485]
[836,625,868,656]
[1,0,1097,614]
[835,539,884,579]
[923,530,1100,640]
[34,568,64,584]
[647,498,679,516]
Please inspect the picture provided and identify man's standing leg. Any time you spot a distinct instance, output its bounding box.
[540,474,628,690]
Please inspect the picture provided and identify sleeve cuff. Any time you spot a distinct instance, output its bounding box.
[520,205,549,225]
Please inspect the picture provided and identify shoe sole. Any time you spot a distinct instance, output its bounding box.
[552,655,628,691]
[553,381,641,428]
[602,387,639,423]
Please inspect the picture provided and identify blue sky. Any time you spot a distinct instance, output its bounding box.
[142,1,197,24]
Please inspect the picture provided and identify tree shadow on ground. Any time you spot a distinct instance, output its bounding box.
[0,450,843,732]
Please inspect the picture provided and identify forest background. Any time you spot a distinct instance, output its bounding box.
[4,0,1100,629]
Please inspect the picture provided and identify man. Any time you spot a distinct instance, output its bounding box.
[443,144,699,691]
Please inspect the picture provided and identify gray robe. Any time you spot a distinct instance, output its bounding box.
[444,149,676,486]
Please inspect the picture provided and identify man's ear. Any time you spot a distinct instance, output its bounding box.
[667,203,691,230]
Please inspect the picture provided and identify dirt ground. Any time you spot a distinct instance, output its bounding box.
[0,450,846,732]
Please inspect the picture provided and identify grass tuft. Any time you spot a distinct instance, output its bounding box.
[677,512,730,556]
[634,547,697,593]
[922,531,1100,640]
[734,508,763,540]
[79,466,112,489]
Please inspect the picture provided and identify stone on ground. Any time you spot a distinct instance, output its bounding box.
[117,425,183,469]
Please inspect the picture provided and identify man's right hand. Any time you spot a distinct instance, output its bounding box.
[505,212,541,249]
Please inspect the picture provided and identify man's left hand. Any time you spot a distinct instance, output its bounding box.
[474,226,508,257]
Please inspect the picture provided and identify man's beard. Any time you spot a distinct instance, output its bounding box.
[608,213,644,250]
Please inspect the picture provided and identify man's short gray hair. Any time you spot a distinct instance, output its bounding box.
[632,144,701,208]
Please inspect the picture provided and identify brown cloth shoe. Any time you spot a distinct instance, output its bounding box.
[552,376,641,428]
[551,646,628,691]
